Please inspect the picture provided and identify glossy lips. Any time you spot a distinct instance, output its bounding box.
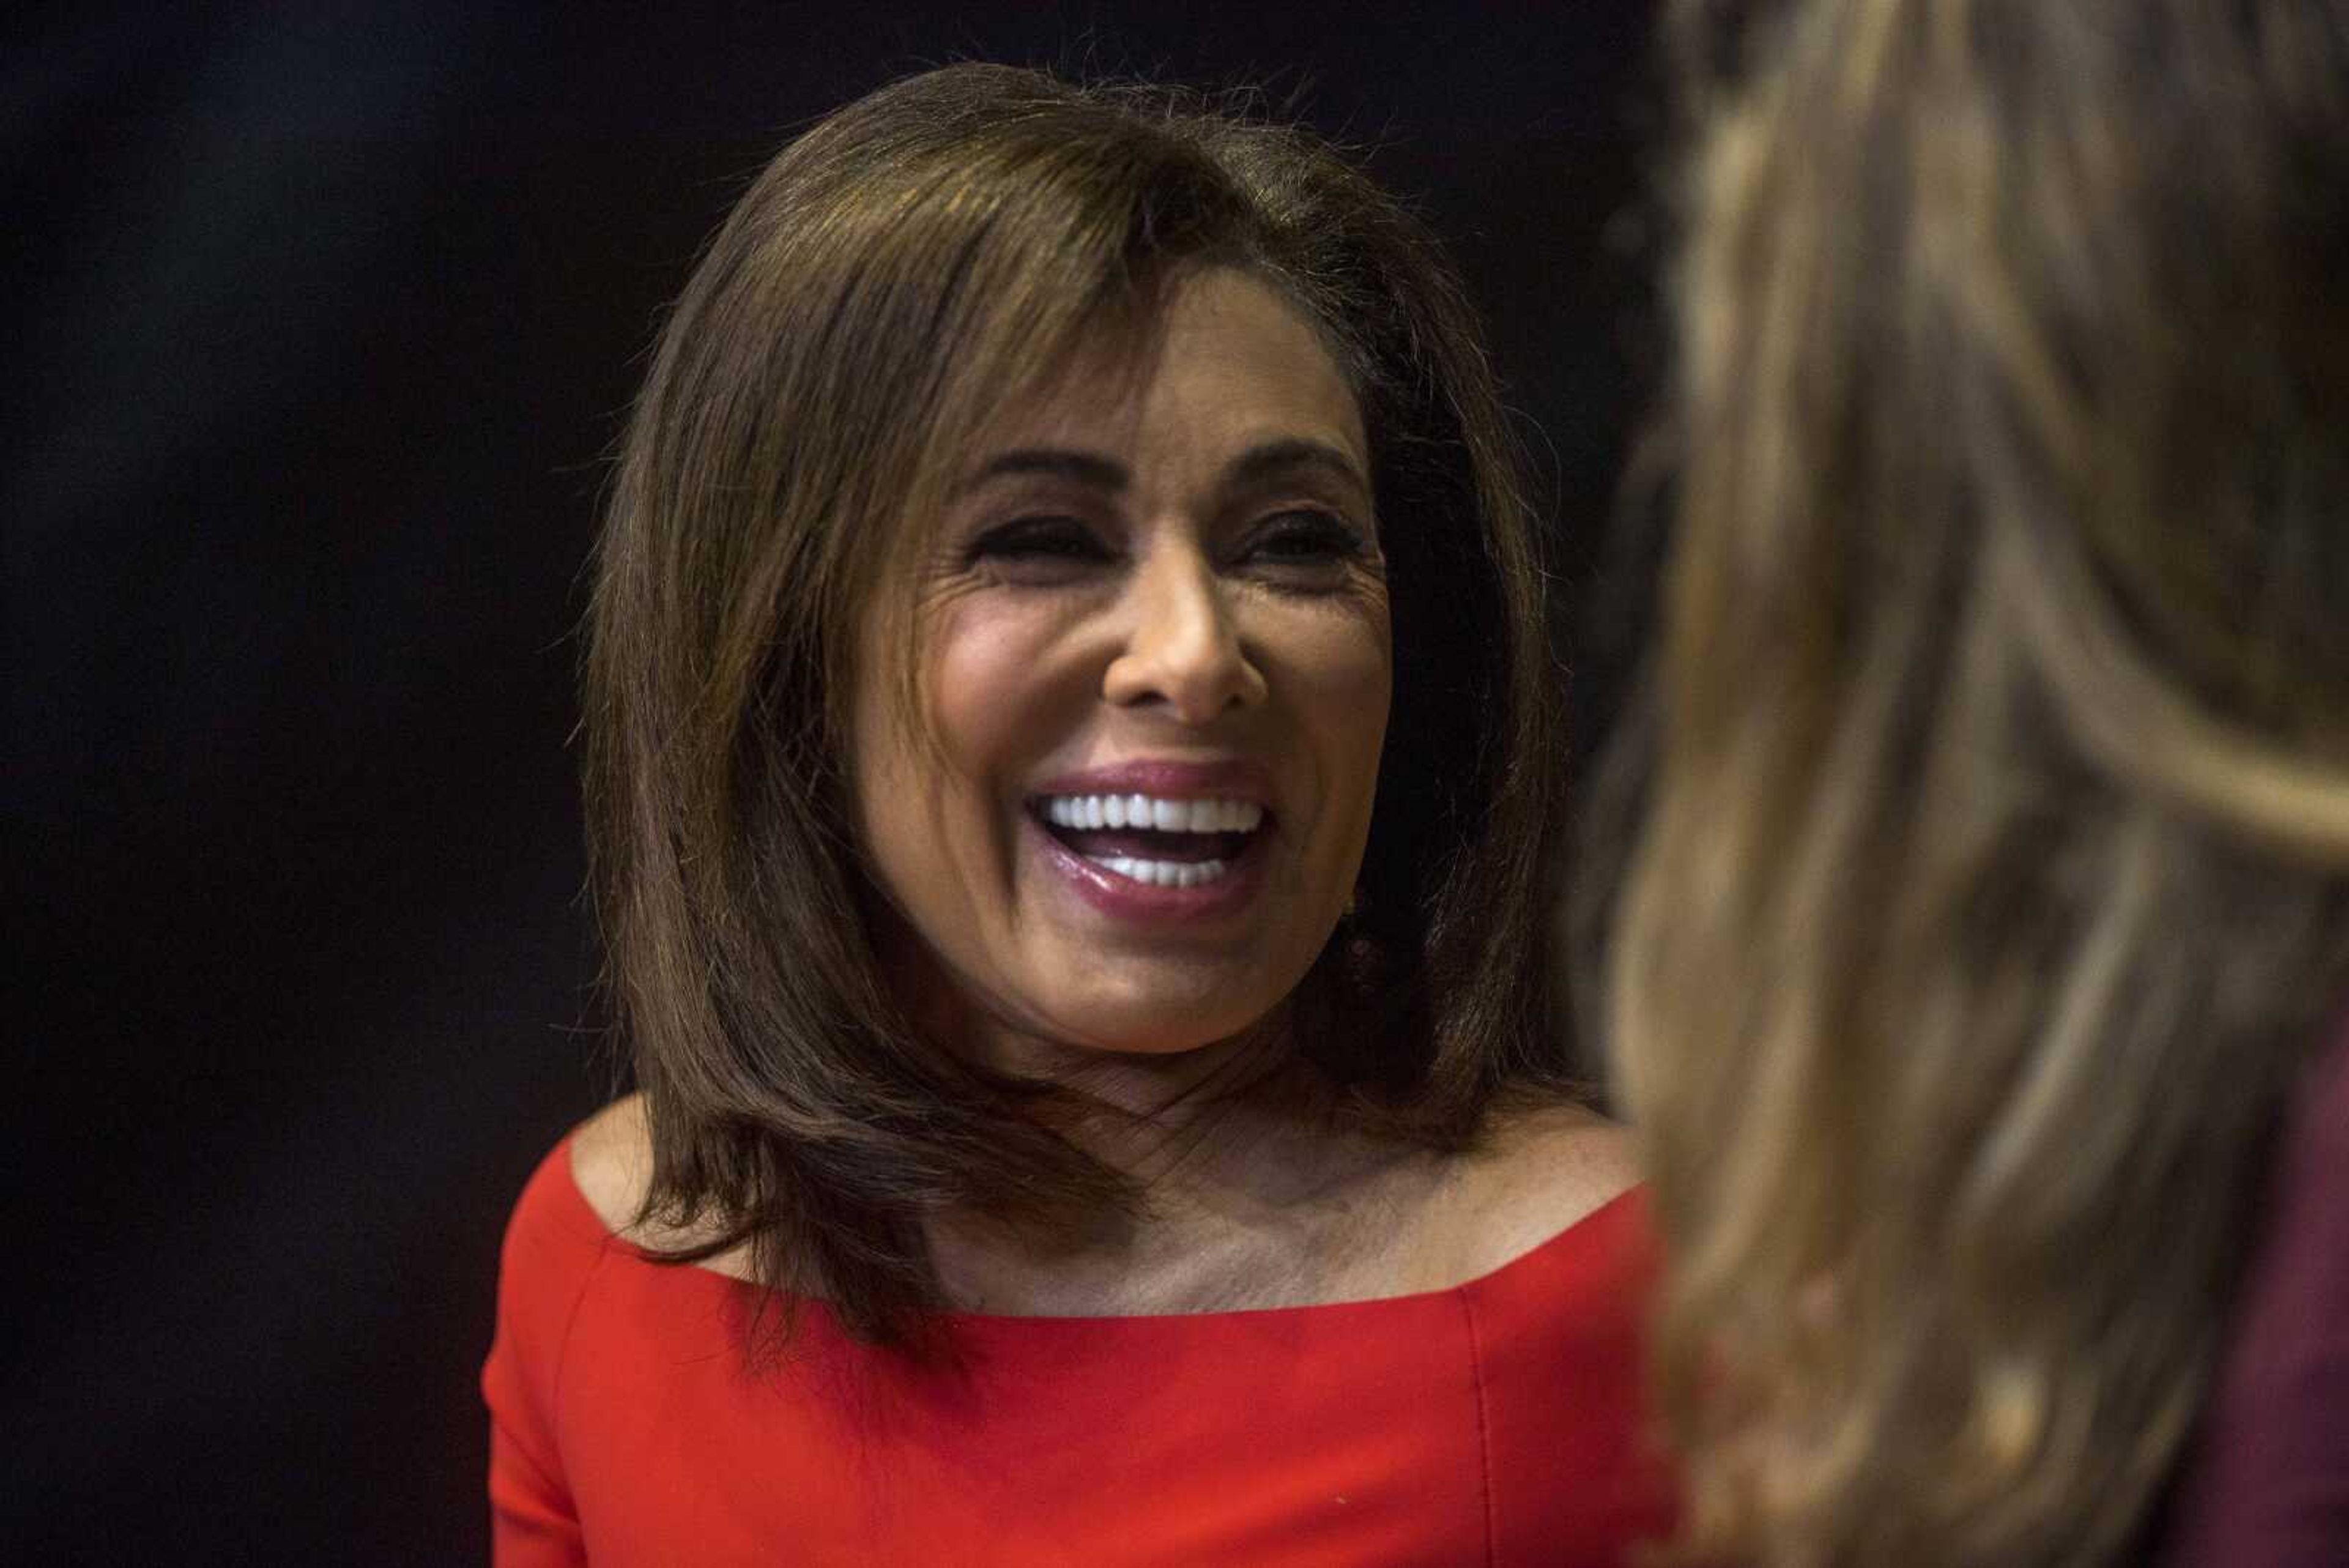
[1028,778,1272,910]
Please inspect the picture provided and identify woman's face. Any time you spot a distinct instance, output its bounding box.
[853,269,1392,1065]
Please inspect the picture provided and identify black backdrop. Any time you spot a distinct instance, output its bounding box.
[8,5,1659,1562]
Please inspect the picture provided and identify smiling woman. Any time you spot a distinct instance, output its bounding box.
[483,63,1672,1565]
[856,272,1392,1065]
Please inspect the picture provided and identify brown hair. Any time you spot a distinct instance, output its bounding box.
[584,63,1569,1347]
[1595,1,2349,1560]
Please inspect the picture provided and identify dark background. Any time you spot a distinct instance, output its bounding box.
[7,5,1660,1562]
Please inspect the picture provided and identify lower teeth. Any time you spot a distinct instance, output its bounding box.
[1088,855,1229,888]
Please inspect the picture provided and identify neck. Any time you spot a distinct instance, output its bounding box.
[924,1010,1424,1314]
[978,1010,1324,1189]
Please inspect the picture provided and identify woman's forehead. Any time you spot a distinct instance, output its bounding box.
[949,270,1368,486]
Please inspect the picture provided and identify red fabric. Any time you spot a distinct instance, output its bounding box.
[483,1137,1675,1566]
[2159,1022,2349,1565]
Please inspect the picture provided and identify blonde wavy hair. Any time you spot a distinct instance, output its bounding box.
[1601,1,2349,1560]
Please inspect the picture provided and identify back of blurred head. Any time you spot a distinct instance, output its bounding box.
[1605,1,2349,1560]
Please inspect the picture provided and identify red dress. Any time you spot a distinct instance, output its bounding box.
[483,1137,1676,1566]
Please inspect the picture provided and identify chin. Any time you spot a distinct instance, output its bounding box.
[1039,985,1285,1060]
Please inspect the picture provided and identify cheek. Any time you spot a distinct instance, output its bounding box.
[852,598,1044,921]
[918,597,1087,796]
[1276,604,1395,789]
[925,611,1055,764]
[872,593,1099,888]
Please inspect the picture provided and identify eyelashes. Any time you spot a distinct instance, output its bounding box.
[962,509,1375,584]
[963,515,1115,570]
[1244,509,1370,565]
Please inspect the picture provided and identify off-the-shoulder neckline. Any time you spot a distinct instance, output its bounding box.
[547,1134,1646,1328]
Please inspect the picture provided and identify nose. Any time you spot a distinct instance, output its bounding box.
[1102,546,1267,723]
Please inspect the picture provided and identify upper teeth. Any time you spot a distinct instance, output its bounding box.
[1040,794,1264,833]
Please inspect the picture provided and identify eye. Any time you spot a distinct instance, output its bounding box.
[1241,509,1371,572]
[963,515,1116,582]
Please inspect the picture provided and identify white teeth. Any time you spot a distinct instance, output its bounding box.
[1096,856,1230,888]
[1036,793,1265,836]
[1033,791,1258,889]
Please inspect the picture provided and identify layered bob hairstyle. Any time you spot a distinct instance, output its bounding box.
[584,64,1570,1345]
[1601,2,2349,1562]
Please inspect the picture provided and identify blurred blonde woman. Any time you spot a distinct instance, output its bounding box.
[1596,0,2349,1562]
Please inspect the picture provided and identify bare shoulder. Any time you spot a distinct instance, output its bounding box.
[566,1093,757,1276]
[1429,1098,1643,1280]
[568,1093,655,1238]
[1477,1098,1641,1200]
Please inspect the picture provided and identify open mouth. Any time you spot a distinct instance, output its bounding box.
[1030,792,1267,888]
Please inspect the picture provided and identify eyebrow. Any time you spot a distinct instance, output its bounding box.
[965,449,1130,493]
[1224,437,1371,500]
[962,438,1370,500]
